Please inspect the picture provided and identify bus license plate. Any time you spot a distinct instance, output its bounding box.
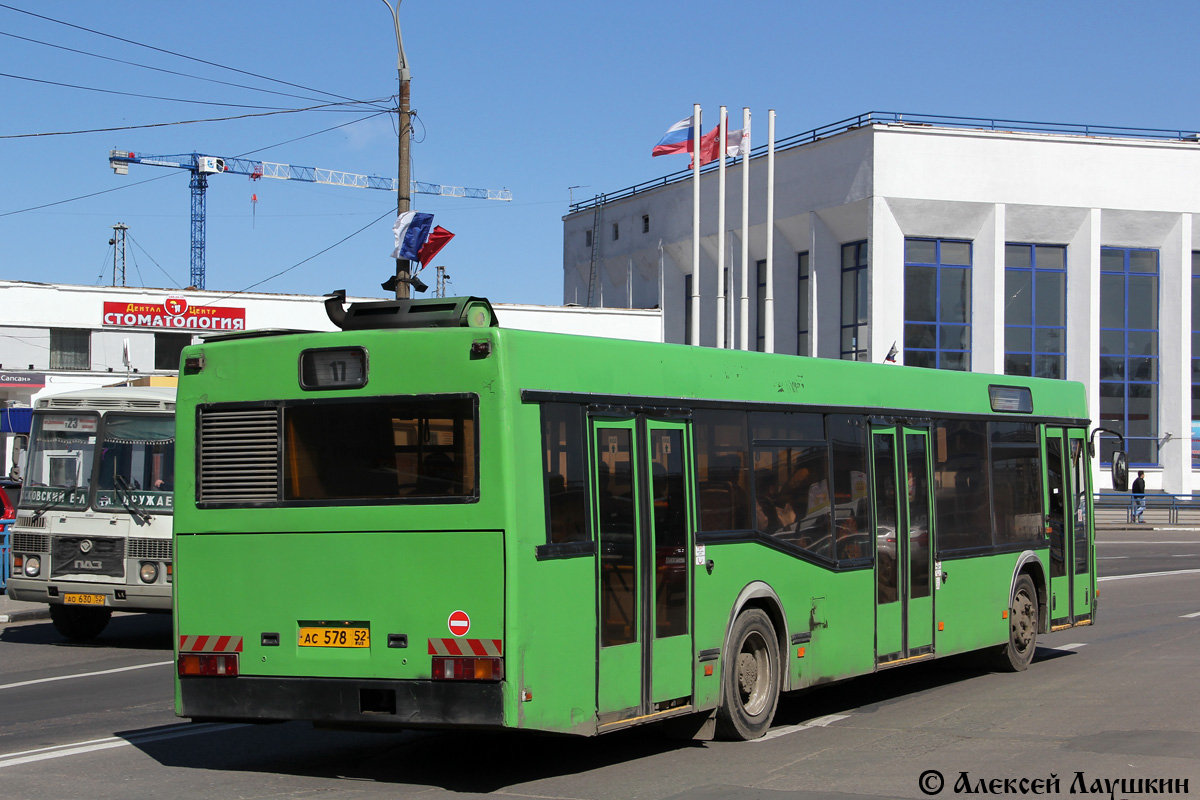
[64,593,106,606]
[298,627,370,648]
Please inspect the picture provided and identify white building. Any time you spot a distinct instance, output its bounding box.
[563,112,1200,494]
[0,280,660,473]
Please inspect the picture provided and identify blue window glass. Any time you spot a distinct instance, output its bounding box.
[797,252,810,356]
[1099,247,1158,466]
[841,241,868,361]
[904,238,972,371]
[1004,244,1066,380]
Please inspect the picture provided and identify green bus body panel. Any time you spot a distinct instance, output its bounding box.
[174,325,1091,736]
[175,530,504,680]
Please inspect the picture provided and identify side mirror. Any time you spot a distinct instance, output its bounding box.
[1111,451,1129,493]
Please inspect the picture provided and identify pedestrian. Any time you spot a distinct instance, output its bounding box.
[1132,470,1146,523]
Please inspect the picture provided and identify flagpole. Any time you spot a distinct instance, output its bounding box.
[691,103,701,347]
[717,106,727,350]
[739,107,751,351]
[765,109,776,353]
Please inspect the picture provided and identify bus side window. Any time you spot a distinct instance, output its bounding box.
[541,404,588,544]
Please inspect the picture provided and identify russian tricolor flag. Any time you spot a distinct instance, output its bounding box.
[652,117,694,157]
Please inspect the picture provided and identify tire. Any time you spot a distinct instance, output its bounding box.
[716,608,781,740]
[49,604,112,640]
[995,574,1037,672]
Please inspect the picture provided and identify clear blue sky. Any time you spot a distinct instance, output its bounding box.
[1,1,1196,307]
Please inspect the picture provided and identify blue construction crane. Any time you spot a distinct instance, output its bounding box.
[109,150,512,290]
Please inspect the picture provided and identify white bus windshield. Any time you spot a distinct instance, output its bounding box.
[95,414,175,514]
[21,412,99,509]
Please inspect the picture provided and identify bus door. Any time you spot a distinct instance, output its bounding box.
[591,417,694,725]
[871,425,935,664]
[1044,427,1093,626]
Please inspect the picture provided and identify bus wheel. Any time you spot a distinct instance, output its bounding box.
[49,605,112,640]
[995,574,1037,672]
[716,608,781,740]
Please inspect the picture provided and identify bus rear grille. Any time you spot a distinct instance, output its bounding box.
[11,533,50,552]
[128,537,173,560]
[198,408,280,502]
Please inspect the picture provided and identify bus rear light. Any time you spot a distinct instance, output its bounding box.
[431,656,503,681]
[178,653,239,677]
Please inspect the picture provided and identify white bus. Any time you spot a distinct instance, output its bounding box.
[6,386,175,639]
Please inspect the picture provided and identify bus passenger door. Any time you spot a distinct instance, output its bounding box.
[592,420,643,720]
[871,425,935,664]
[644,421,693,707]
[1045,427,1093,626]
[592,418,695,725]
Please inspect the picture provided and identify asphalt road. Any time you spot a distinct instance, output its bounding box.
[1,530,1198,800]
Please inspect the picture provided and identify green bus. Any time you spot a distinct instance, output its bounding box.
[172,293,1124,740]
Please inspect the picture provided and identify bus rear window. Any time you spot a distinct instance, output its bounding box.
[283,397,478,502]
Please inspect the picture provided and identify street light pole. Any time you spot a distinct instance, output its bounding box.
[381,0,412,299]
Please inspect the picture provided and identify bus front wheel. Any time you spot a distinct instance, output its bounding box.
[50,605,112,640]
[995,574,1037,672]
[716,608,781,740]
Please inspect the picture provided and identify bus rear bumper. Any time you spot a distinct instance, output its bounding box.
[180,676,505,730]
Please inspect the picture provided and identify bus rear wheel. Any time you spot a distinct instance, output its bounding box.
[995,574,1037,672]
[50,605,112,640]
[716,608,780,740]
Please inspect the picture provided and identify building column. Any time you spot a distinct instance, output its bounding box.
[868,197,904,363]
[1068,209,1103,488]
[1159,214,1191,495]
[973,204,1005,374]
[811,211,841,360]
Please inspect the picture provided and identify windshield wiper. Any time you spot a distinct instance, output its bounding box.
[30,482,76,522]
[113,474,152,526]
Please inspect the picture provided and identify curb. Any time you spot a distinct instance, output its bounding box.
[0,608,50,624]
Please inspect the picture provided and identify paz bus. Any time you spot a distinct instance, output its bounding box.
[171,293,1123,740]
[6,386,176,639]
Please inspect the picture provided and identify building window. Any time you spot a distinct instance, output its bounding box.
[642,214,650,234]
[841,241,868,361]
[49,329,90,371]
[1099,246,1158,466]
[1193,252,1200,468]
[612,223,619,241]
[585,229,592,248]
[904,238,972,371]
[755,259,767,352]
[797,252,810,356]
[1004,244,1066,379]
[155,333,191,371]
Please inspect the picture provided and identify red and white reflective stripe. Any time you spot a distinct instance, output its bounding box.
[178,635,243,653]
[427,638,502,657]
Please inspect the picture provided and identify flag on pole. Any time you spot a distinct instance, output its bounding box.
[652,117,694,157]
[392,211,435,260]
[416,226,455,268]
[689,124,722,168]
[725,123,750,159]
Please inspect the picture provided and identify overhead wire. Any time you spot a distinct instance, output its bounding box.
[128,233,183,289]
[0,29,386,109]
[0,97,391,140]
[0,71,333,110]
[0,3,367,105]
[0,173,179,218]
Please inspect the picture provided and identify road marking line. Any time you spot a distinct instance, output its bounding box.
[1098,568,1200,582]
[0,660,172,692]
[1097,556,1129,560]
[1171,554,1200,557]
[0,723,245,769]
[1100,541,1200,545]
[1181,611,1200,619]
[1054,643,1087,651]
[755,713,849,742]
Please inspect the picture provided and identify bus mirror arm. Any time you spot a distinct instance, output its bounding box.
[1089,427,1128,493]
[1087,427,1124,460]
